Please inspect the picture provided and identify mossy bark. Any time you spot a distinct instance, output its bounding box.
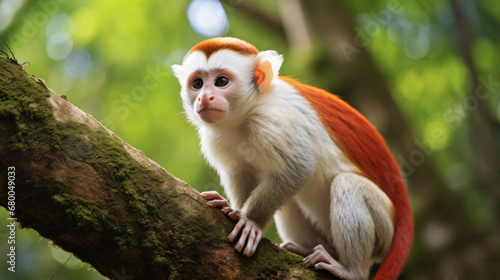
[0,55,332,279]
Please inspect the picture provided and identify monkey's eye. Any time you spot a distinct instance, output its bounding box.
[192,78,203,90]
[215,76,229,87]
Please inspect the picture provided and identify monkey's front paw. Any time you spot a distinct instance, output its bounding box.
[201,191,233,214]
[304,245,338,276]
[227,211,262,257]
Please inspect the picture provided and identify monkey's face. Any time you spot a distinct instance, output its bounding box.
[172,50,258,126]
[185,68,235,123]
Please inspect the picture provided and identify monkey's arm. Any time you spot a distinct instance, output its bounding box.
[237,140,316,255]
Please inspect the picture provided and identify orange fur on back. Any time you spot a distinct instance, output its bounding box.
[280,76,414,280]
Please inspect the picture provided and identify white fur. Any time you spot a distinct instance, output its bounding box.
[173,47,395,280]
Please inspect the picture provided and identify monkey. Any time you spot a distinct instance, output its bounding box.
[172,37,413,280]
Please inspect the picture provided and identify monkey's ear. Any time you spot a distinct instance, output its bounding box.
[254,60,272,92]
[255,51,283,93]
[171,64,184,82]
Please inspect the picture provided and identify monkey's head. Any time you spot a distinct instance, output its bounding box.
[172,37,283,125]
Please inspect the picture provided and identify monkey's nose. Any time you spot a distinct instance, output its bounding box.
[198,95,215,102]
[198,93,216,109]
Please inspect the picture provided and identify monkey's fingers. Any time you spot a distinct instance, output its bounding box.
[228,218,246,243]
[306,246,339,277]
[200,191,225,200]
[235,221,251,253]
[244,227,262,257]
[254,229,262,254]
[206,199,229,208]
[221,206,233,215]
[304,245,336,269]
[228,210,242,221]
[234,219,257,254]
[315,237,337,256]
[243,226,256,257]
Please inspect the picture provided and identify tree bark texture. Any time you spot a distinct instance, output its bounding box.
[0,55,331,280]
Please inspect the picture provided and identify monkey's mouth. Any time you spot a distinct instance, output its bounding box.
[197,107,226,123]
[197,108,225,114]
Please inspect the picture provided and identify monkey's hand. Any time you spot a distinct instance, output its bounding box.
[200,191,262,257]
[227,210,263,257]
[201,191,234,215]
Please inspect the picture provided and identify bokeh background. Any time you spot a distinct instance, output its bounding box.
[1,0,499,279]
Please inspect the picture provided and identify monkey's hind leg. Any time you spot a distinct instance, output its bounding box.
[275,199,323,257]
[304,172,395,280]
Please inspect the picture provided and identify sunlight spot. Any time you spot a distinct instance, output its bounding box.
[65,48,92,79]
[387,12,430,59]
[0,1,14,31]
[46,13,73,36]
[47,32,73,60]
[187,0,229,38]
[0,0,23,31]
[403,25,430,59]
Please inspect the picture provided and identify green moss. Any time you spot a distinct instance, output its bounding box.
[0,58,52,151]
[141,230,164,249]
[168,269,181,280]
[237,243,314,279]
[153,255,171,266]
[174,215,225,249]
[53,194,110,230]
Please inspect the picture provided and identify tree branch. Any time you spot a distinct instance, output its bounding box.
[0,55,330,279]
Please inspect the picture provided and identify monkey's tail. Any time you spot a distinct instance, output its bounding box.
[374,179,414,280]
